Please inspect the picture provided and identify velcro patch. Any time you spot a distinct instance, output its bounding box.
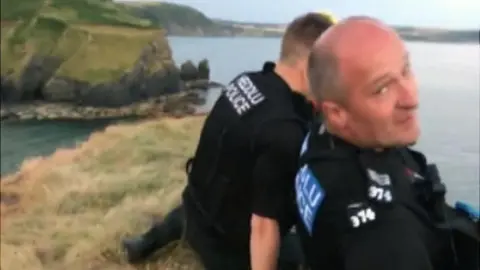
[366,168,393,203]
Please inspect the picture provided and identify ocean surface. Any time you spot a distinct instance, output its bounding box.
[1,37,479,206]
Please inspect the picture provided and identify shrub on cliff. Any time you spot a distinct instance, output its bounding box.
[0,116,207,270]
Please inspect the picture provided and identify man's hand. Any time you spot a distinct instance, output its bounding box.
[250,214,280,270]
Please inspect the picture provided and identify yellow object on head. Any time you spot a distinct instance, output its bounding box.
[316,10,338,24]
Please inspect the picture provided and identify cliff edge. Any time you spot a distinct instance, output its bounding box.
[0,0,216,120]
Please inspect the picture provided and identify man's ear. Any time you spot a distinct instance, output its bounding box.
[321,101,347,128]
[299,58,311,93]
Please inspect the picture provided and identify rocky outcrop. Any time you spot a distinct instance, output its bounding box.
[0,90,210,121]
[0,17,219,121]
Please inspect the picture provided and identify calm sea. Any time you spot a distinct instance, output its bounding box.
[1,37,479,206]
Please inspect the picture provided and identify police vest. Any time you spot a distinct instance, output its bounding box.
[295,124,479,270]
[183,62,312,245]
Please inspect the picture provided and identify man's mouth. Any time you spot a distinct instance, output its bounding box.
[398,115,414,125]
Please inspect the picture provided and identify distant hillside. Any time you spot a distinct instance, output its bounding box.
[0,0,153,28]
[1,0,476,42]
[0,0,211,119]
[214,18,285,30]
[214,18,479,44]
[117,1,284,37]
[394,26,479,43]
[118,1,223,35]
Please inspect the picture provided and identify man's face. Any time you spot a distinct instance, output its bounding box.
[340,31,420,148]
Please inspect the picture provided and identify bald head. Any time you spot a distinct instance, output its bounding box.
[308,16,404,104]
[308,16,420,149]
[313,16,396,52]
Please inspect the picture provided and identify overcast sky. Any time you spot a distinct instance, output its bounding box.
[127,0,480,29]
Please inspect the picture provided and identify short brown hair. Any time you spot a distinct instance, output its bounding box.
[307,47,343,103]
[280,13,334,64]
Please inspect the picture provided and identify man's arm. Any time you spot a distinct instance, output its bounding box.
[250,214,281,270]
[250,122,304,270]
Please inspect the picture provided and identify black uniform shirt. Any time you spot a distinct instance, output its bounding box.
[296,127,448,270]
[183,62,315,248]
[252,89,314,231]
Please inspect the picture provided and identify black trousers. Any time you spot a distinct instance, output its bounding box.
[145,204,305,270]
[143,204,185,249]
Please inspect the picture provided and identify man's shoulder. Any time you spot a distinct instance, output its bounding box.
[229,69,263,84]
[230,61,275,82]
[300,131,361,191]
[255,120,306,151]
[303,157,355,189]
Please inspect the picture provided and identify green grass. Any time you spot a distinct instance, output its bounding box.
[0,0,45,21]
[123,2,215,29]
[53,25,168,83]
[1,0,152,28]
[0,2,169,83]
[0,0,221,85]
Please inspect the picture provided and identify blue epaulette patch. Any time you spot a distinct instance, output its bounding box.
[295,165,325,235]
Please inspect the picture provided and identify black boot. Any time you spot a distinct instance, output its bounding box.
[122,234,158,263]
[122,205,185,264]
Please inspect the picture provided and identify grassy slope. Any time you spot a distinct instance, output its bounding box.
[0,0,173,84]
[0,0,152,27]
[121,2,281,36]
[1,116,206,270]
[122,2,216,30]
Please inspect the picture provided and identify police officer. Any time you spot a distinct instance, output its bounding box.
[122,12,336,270]
[295,16,479,270]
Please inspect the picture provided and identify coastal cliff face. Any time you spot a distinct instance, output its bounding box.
[0,0,215,121]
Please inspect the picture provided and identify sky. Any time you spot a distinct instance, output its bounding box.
[129,0,480,30]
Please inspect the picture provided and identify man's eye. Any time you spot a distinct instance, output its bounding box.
[375,86,389,95]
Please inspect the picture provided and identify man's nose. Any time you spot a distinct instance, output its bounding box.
[397,79,418,108]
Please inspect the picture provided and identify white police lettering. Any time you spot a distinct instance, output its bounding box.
[295,165,324,235]
[223,75,265,115]
[349,207,376,228]
[224,83,250,115]
[300,132,310,156]
[236,75,265,105]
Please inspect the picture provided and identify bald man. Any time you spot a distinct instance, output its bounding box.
[294,16,479,270]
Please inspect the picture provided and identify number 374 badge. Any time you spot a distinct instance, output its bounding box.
[346,202,377,229]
